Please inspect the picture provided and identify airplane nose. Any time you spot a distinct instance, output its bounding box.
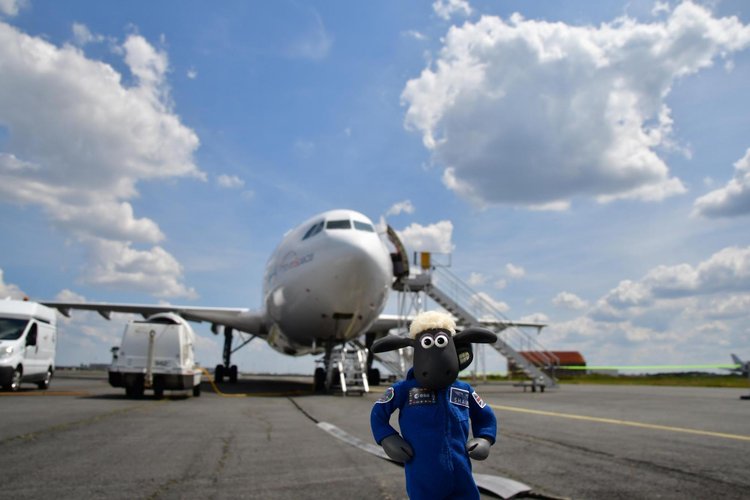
[317,230,391,306]
[328,233,388,281]
[268,219,393,346]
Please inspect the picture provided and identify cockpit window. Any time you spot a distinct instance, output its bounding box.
[302,221,324,240]
[353,221,374,232]
[326,219,351,230]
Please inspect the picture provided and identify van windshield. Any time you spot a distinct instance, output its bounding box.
[0,318,29,340]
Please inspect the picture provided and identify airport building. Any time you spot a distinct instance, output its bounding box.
[509,351,587,377]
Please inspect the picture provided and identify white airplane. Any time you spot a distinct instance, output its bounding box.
[43,208,540,391]
[44,209,407,390]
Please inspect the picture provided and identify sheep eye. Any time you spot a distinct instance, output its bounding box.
[434,334,449,348]
[420,335,434,349]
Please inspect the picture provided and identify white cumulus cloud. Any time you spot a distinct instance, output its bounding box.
[505,263,526,279]
[402,2,750,209]
[386,200,416,217]
[471,291,509,314]
[693,148,750,218]
[0,23,202,298]
[72,23,106,46]
[0,0,25,17]
[553,291,589,310]
[217,174,245,189]
[403,30,428,41]
[468,272,486,286]
[433,0,472,21]
[398,220,454,254]
[548,245,750,366]
[0,268,26,299]
[82,239,197,299]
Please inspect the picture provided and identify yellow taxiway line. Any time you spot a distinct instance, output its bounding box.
[490,404,750,442]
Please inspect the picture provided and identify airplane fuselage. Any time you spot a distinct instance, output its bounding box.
[261,210,393,355]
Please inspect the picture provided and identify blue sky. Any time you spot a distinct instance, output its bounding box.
[1,0,749,373]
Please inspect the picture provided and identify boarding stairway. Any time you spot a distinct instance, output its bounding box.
[330,344,370,395]
[396,267,559,391]
[371,348,409,380]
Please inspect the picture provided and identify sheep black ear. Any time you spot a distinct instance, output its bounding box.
[372,335,414,353]
[453,326,497,345]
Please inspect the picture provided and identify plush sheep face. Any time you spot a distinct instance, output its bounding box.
[371,312,499,390]
[413,329,459,390]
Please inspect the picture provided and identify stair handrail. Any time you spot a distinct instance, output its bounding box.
[429,267,560,371]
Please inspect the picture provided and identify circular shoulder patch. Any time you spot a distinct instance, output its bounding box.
[375,386,395,404]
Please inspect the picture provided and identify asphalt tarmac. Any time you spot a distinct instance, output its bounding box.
[1,373,748,499]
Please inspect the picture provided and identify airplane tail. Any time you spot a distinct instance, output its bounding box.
[731,353,743,366]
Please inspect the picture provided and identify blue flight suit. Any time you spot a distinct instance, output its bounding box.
[370,369,497,500]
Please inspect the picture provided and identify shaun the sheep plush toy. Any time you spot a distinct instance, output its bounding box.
[370,310,498,500]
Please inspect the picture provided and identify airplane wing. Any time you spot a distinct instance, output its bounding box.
[368,314,407,333]
[481,319,547,331]
[368,314,546,334]
[41,301,268,336]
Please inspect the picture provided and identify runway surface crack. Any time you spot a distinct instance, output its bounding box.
[0,402,156,447]
[213,433,234,485]
[287,396,319,423]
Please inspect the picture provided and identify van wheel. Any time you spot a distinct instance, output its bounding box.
[125,385,143,398]
[125,378,145,398]
[153,378,165,399]
[9,367,22,392]
[37,368,53,390]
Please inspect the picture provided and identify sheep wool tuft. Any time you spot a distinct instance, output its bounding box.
[408,310,456,338]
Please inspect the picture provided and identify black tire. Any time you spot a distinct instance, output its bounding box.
[367,368,381,386]
[9,366,22,392]
[229,365,238,384]
[192,383,201,397]
[214,364,224,383]
[125,377,145,398]
[314,367,326,393]
[37,368,53,390]
[153,377,165,399]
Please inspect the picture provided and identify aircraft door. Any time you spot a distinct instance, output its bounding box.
[386,225,410,280]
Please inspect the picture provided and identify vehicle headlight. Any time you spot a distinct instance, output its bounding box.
[0,346,14,358]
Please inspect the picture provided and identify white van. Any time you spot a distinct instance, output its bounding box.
[0,299,57,392]
[109,313,202,398]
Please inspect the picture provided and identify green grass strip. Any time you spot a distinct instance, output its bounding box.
[562,364,741,370]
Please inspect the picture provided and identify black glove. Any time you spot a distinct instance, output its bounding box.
[466,437,492,460]
[381,434,414,463]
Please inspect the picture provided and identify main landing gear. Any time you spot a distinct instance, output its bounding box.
[214,326,238,383]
